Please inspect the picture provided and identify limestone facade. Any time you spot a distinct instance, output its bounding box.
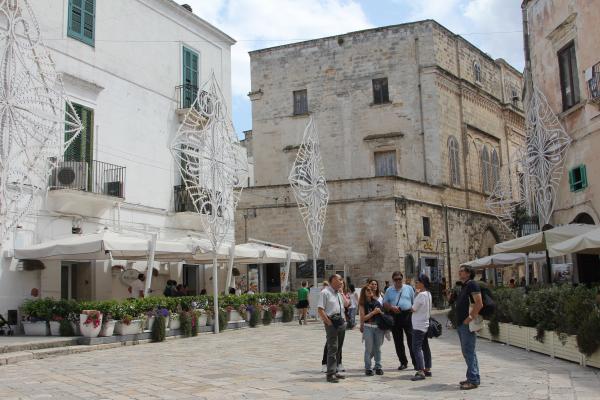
[523,0,600,282]
[239,20,525,292]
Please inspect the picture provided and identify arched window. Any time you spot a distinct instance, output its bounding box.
[448,136,460,185]
[481,146,490,193]
[473,61,482,83]
[490,149,500,191]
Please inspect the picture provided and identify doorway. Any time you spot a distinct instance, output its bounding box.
[572,213,600,283]
[182,264,198,295]
[61,262,92,300]
[265,263,281,292]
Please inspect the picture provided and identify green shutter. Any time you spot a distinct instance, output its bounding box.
[182,47,199,108]
[581,165,588,189]
[68,0,95,46]
[568,168,575,192]
[64,104,93,163]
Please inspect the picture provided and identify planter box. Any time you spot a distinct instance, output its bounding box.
[80,314,103,338]
[49,321,61,336]
[228,310,244,323]
[146,316,155,331]
[507,324,528,350]
[527,328,553,356]
[198,314,207,327]
[275,310,283,319]
[585,349,600,368]
[169,316,180,330]
[492,322,509,344]
[477,321,491,340]
[114,319,143,335]
[23,321,48,336]
[553,332,583,364]
[100,320,116,337]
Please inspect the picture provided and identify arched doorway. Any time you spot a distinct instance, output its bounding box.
[572,213,600,284]
[479,227,499,282]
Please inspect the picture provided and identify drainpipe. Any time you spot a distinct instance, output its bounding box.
[415,36,428,184]
[444,205,452,287]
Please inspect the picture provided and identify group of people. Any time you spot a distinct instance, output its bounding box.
[163,280,191,297]
[315,265,483,390]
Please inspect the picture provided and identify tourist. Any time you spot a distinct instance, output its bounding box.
[296,280,309,325]
[509,278,516,288]
[228,287,236,295]
[175,284,187,297]
[163,280,176,297]
[317,274,348,383]
[359,284,385,376]
[199,288,207,295]
[383,271,416,370]
[368,279,384,305]
[347,284,358,329]
[455,265,483,390]
[410,274,432,381]
[129,273,145,298]
[383,280,390,293]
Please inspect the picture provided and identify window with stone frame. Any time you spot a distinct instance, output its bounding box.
[422,216,431,237]
[558,41,580,111]
[372,78,389,104]
[490,149,500,191]
[473,61,482,83]
[293,89,308,115]
[448,136,460,185]
[481,145,491,193]
[374,150,397,177]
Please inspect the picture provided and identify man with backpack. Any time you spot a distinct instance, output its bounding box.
[455,265,483,390]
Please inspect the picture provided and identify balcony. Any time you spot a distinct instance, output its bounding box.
[170,184,220,230]
[47,160,126,216]
[174,184,195,212]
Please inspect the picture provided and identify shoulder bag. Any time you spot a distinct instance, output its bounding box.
[427,292,442,338]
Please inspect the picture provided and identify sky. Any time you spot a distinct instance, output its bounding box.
[184,0,525,138]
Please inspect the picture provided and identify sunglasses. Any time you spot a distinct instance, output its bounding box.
[393,277,403,281]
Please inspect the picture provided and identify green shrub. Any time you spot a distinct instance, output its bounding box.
[180,312,193,337]
[282,304,294,322]
[507,289,533,327]
[218,309,228,331]
[576,309,600,356]
[249,308,260,327]
[488,314,500,337]
[59,319,74,336]
[262,308,272,325]
[151,315,166,342]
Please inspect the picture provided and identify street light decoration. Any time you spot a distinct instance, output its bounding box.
[170,72,247,333]
[0,0,82,244]
[289,117,328,286]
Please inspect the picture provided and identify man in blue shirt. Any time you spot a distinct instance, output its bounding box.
[383,271,416,370]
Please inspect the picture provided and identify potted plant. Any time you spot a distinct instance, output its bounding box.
[151,308,168,342]
[169,312,181,330]
[48,299,71,336]
[113,302,144,335]
[97,301,116,337]
[79,310,103,338]
[21,299,51,336]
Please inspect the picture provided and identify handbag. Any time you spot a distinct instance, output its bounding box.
[426,293,442,338]
[377,313,395,330]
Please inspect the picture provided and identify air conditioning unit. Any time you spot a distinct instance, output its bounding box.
[50,162,88,191]
[104,181,123,197]
[586,62,600,105]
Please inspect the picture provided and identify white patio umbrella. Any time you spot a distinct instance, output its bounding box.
[493,224,596,254]
[548,227,600,257]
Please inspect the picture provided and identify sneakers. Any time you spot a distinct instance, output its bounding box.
[375,368,384,376]
[335,373,346,379]
[337,364,345,372]
[321,364,327,373]
[326,374,339,383]
[398,364,408,370]
[365,369,374,376]
[460,382,479,390]
[411,372,426,381]
[424,370,432,377]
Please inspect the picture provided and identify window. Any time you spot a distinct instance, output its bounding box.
[490,149,500,191]
[372,78,389,104]
[448,136,460,185]
[68,0,95,46]
[293,89,308,115]
[182,47,199,109]
[422,217,431,237]
[404,254,416,279]
[374,151,397,176]
[558,42,580,110]
[65,103,93,163]
[473,61,482,83]
[481,146,491,193]
[569,165,588,192]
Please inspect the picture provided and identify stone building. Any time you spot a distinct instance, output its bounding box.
[237,20,525,297]
[523,0,600,283]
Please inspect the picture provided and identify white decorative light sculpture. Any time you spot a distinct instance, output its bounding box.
[0,0,82,244]
[289,117,329,288]
[170,72,247,333]
[487,82,571,232]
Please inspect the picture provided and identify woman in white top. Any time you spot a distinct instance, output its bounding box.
[410,274,432,381]
[368,279,384,305]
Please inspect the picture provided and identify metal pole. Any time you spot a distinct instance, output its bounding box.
[282,248,292,292]
[144,233,157,296]
[226,243,235,291]
[213,253,219,334]
[313,255,317,289]
[525,254,530,286]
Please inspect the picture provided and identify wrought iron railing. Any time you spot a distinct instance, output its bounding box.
[518,215,540,237]
[176,84,198,110]
[49,160,125,198]
[174,184,195,212]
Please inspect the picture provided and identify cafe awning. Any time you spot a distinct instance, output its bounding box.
[548,226,600,257]
[462,252,547,269]
[493,224,595,254]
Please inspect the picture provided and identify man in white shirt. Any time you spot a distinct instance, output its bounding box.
[317,274,349,383]
[128,273,146,298]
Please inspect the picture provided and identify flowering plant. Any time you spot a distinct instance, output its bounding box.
[82,310,102,329]
[51,314,64,322]
[157,308,169,318]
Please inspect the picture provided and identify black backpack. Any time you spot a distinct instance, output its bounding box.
[478,286,496,317]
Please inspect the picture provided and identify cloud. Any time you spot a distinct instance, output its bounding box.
[185,0,372,97]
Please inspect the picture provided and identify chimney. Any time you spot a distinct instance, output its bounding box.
[181,4,192,12]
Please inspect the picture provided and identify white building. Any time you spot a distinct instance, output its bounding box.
[0,0,237,319]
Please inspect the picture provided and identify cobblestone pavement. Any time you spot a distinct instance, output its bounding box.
[1,321,599,400]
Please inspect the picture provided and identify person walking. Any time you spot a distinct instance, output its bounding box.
[317,274,349,383]
[296,281,310,325]
[410,274,432,381]
[383,271,416,370]
[455,265,483,390]
[321,280,347,373]
[347,284,358,329]
[359,284,385,376]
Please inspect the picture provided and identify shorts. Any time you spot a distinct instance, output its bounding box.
[296,300,309,309]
